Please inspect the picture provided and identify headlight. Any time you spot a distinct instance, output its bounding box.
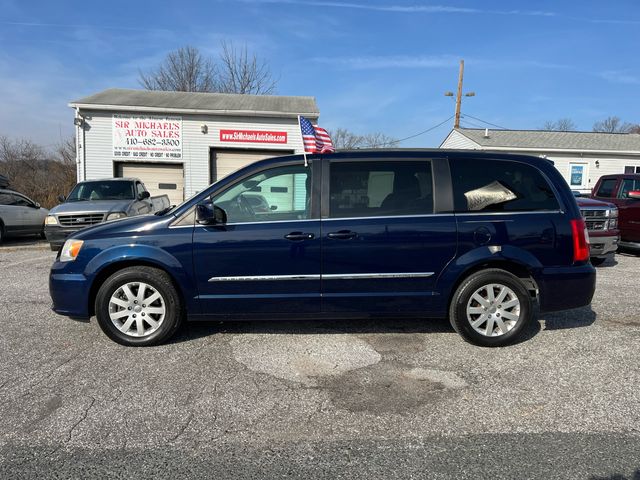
[609,218,618,229]
[106,212,127,221]
[60,239,84,262]
[45,215,58,225]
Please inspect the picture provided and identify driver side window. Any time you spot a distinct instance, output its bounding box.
[211,164,313,224]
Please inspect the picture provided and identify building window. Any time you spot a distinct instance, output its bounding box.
[624,166,640,174]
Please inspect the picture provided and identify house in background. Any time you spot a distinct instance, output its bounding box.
[440,128,640,194]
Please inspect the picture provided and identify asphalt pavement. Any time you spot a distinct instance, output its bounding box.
[0,244,638,479]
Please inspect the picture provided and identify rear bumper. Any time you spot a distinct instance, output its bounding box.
[49,265,91,319]
[588,234,619,258]
[538,263,596,313]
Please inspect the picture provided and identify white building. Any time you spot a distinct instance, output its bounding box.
[440,128,640,194]
[69,89,319,204]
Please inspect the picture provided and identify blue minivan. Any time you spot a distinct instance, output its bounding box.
[49,150,595,347]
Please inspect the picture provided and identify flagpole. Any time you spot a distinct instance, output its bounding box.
[298,115,308,167]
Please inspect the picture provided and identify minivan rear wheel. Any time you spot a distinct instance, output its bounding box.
[95,266,182,346]
[449,269,533,347]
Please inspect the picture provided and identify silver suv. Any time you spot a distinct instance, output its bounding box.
[0,189,49,243]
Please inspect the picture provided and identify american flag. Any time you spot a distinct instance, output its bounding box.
[299,116,335,154]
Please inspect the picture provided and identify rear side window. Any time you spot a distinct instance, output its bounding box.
[595,179,617,198]
[329,160,433,218]
[450,158,559,212]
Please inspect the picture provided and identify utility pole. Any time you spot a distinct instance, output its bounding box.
[445,59,475,129]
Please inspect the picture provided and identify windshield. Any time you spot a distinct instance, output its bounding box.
[66,181,135,202]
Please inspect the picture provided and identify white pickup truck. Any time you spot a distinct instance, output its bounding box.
[44,178,170,250]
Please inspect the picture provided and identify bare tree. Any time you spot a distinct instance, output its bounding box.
[330,128,363,149]
[0,135,76,209]
[541,118,576,131]
[329,128,398,149]
[139,46,216,92]
[214,41,276,94]
[360,132,399,148]
[592,116,635,133]
[139,43,276,94]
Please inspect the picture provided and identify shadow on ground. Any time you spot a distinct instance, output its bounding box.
[170,312,553,346]
[542,306,597,331]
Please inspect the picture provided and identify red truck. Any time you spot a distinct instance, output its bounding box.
[591,174,640,253]
[574,196,619,266]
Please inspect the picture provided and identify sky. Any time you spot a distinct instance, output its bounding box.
[0,0,639,148]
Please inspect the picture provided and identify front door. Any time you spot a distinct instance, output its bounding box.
[193,161,321,316]
[320,157,457,316]
[611,177,640,242]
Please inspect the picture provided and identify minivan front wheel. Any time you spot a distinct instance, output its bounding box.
[95,266,182,346]
[449,269,533,347]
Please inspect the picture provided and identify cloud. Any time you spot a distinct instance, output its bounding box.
[314,54,459,69]
[231,0,556,16]
[599,70,640,85]
[313,55,571,71]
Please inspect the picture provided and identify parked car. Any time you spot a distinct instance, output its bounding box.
[0,188,48,243]
[575,197,619,266]
[49,150,595,348]
[45,178,171,250]
[591,174,640,251]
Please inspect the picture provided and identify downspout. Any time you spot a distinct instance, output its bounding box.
[74,107,86,181]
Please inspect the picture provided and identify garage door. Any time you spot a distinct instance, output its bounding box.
[116,163,184,205]
[210,149,293,182]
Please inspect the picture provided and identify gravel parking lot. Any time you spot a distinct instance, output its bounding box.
[0,244,639,479]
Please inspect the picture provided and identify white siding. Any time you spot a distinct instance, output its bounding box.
[79,109,310,199]
[440,130,480,149]
[545,153,640,193]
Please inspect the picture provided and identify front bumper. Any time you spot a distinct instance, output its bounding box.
[618,240,640,251]
[49,262,91,319]
[588,233,619,258]
[538,263,596,313]
[44,225,81,248]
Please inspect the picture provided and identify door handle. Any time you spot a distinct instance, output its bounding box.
[327,230,357,240]
[285,232,315,241]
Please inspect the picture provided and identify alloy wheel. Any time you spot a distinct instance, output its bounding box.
[108,282,166,338]
[466,283,521,337]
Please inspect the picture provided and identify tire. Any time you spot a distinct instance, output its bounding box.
[95,266,183,346]
[590,257,606,266]
[0,221,4,244]
[449,269,533,347]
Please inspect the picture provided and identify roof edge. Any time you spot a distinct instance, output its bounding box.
[67,102,319,118]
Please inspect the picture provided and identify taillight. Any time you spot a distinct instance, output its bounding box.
[570,218,590,263]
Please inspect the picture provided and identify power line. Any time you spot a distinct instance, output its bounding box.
[382,115,455,146]
[462,113,508,130]
[459,118,488,129]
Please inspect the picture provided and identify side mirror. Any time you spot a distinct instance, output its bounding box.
[33,202,41,209]
[270,205,278,211]
[138,191,151,200]
[196,203,227,225]
[57,195,66,203]
[628,190,640,200]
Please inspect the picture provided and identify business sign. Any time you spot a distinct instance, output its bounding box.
[220,129,288,144]
[113,114,182,159]
[570,164,585,187]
